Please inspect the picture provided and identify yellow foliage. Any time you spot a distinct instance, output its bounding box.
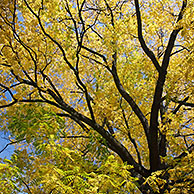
[0,0,194,193]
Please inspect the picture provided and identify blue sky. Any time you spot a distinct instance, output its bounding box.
[0,131,15,159]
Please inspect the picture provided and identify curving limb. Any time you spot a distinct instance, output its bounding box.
[134,0,161,73]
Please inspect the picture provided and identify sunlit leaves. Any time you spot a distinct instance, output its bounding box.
[0,0,194,193]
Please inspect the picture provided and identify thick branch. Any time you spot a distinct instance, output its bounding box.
[110,53,149,139]
[49,90,149,176]
[149,0,187,171]
[134,0,161,72]
[162,0,187,70]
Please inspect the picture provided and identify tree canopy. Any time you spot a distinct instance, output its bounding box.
[0,0,194,193]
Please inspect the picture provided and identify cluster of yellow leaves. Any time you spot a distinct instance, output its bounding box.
[0,0,194,193]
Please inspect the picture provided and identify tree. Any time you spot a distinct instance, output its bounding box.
[0,0,194,193]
